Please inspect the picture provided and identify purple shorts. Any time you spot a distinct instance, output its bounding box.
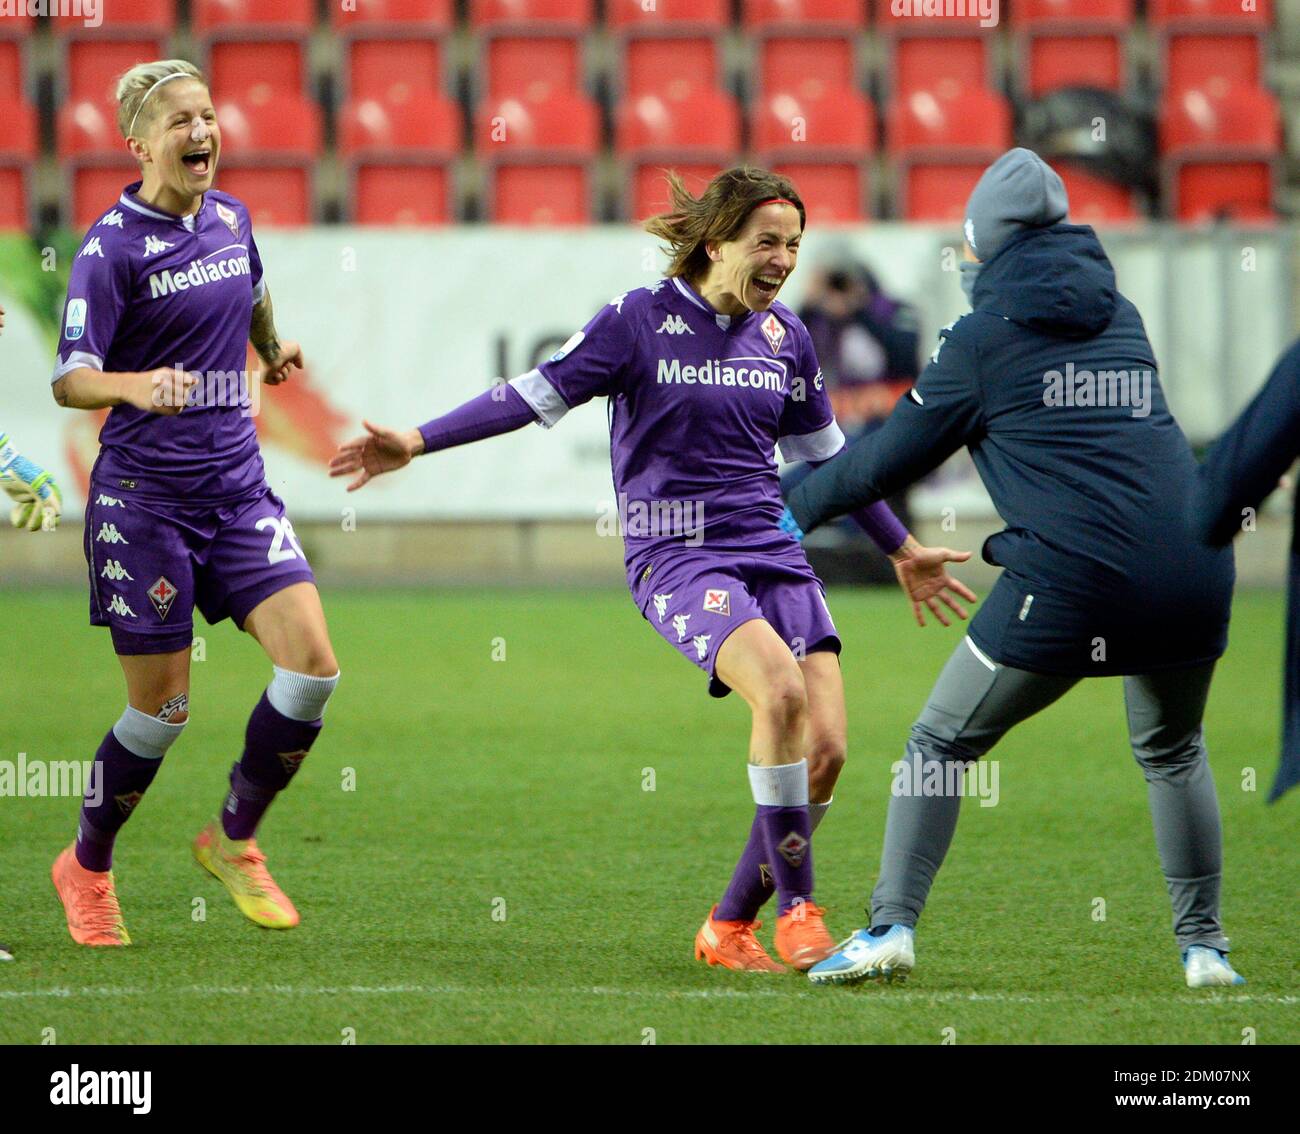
[630,547,841,697]
[84,479,316,655]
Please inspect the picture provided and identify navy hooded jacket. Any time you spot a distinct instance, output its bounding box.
[788,223,1234,676]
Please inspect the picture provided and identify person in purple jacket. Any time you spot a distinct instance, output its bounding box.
[49,60,340,946]
[330,167,974,973]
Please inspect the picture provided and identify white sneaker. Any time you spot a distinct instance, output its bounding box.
[807,925,915,985]
[1183,945,1246,988]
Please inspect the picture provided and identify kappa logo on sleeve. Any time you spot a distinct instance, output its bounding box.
[215,201,240,238]
[703,588,730,616]
[64,298,87,341]
[79,238,104,259]
[760,313,785,354]
[98,210,124,229]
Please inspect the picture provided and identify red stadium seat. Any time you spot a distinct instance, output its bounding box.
[484,36,584,99]
[622,37,721,99]
[742,0,865,30]
[70,165,141,229]
[609,0,728,96]
[334,0,454,30]
[65,38,167,104]
[745,0,862,96]
[56,100,140,227]
[1050,161,1139,221]
[1149,0,1270,93]
[753,88,874,221]
[1160,82,1279,220]
[875,0,993,96]
[0,97,35,231]
[616,85,740,219]
[53,0,177,33]
[193,0,315,33]
[195,0,314,98]
[335,0,454,101]
[472,1,590,100]
[1164,35,1265,94]
[606,0,728,32]
[476,91,600,223]
[757,38,857,100]
[470,0,593,26]
[345,38,443,99]
[207,41,308,100]
[215,91,322,226]
[774,164,868,222]
[56,96,121,158]
[0,167,26,231]
[340,89,461,223]
[0,40,26,101]
[631,164,725,220]
[1014,0,1130,96]
[752,87,874,154]
[887,82,1011,220]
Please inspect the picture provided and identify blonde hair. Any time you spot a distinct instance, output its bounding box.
[115,59,206,140]
[644,167,806,281]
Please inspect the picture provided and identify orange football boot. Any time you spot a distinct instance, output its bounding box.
[774,901,837,970]
[694,905,786,973]
[52,844,131,946]
[193,821,300,929]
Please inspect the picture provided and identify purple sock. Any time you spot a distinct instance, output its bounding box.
[222,692,321,840]
[758,804,814,914]
[715,814,771,922]
[75,728,165,872]
[715,799,831,921]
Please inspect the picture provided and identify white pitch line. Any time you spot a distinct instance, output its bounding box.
[0,985,1294,1005]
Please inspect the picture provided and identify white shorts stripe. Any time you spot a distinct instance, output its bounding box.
[964,635,998,672]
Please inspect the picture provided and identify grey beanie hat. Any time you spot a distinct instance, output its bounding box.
[963,148,1069,262]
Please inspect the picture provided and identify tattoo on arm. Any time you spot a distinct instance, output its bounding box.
[249,288,281,362]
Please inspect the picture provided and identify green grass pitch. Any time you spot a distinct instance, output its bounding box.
[1,586,1295,1044]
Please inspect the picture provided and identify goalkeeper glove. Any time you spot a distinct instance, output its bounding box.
[778,505,805,542]
[0,434,62,532]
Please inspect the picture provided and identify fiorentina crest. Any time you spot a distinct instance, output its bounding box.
[215,201,240,238]
[147,576,177,620]
[115,790,144,817]
[760,312,785,354]
[703,588,730,616]
[777,831,808,867]
[278,749,309,775]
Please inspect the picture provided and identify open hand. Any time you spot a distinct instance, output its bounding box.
[329,421,423,491]
[891,541,978,627]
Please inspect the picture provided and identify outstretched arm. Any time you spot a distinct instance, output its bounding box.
[788,325,984,536]
[1194,339,1300,546]
[328,384,539,492]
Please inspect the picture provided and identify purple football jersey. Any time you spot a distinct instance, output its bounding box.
[509,277,845,581]
[53,182,267,501]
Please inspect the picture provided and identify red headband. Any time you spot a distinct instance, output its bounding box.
[758,197,797,209]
